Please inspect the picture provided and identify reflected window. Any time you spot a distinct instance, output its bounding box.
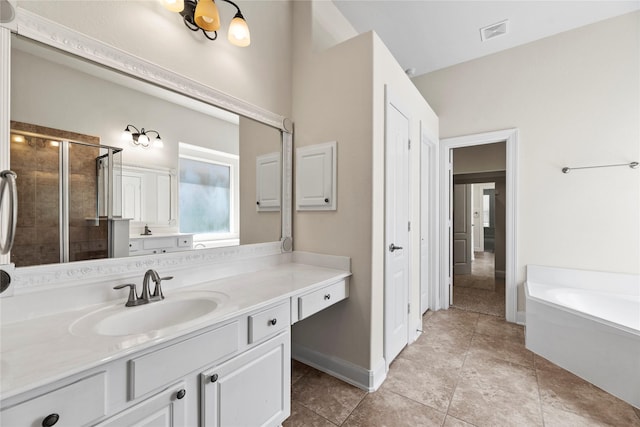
[179,158,231,233]
[179,143,239,244]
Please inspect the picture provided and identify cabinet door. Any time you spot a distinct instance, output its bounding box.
[95,382,187,427]
[201,331,290,427]
[295,142,336,211]
[256,152,281,211]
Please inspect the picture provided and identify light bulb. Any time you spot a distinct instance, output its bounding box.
[138,133,150,147]
[11,134,25,143]
[161,0,184,12]
[228,15,250,47]
[154,136,164,148]
[194,0,220,31]
[122,128,132,141]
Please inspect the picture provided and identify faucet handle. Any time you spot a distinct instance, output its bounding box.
[114,283,142,307]
[152,276,173,300]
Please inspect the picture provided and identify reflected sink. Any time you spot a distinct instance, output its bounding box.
[70,290,228,337]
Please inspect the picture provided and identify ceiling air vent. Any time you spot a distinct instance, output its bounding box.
[480,19,509,42]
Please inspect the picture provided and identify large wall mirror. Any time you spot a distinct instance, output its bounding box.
[1,10,292,272]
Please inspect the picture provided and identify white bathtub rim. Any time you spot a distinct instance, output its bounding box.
[525,282,640,337]
[526,264,640,297]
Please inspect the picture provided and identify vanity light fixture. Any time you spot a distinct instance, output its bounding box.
[161,0,251,46]
[122,125,163,149]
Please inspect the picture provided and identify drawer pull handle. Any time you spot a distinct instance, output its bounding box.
[42,413,60,427]
[324,198,329,203]
[269,318,277,326]
[176,389,186,400]
[324,294,331,300]
[210,374,219,383]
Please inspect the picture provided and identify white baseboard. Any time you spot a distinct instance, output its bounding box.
[495,270,506,279]
[516,310,526,325]
[292,343,386,392]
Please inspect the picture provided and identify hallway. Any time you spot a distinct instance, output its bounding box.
[285,309,640,426]
[453,252,505,317]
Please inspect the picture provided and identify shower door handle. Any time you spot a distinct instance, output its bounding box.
[0,171,18,255]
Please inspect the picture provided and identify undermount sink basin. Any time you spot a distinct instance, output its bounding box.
[70,290,228,337]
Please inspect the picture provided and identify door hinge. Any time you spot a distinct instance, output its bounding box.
[407,303,411,314]
[408,221,411,232]
[448,162,453,171]
[408,139,411,150]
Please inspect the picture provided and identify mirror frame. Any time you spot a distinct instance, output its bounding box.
[0,8,293,290]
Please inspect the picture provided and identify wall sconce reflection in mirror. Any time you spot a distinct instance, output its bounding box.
[122,125,163,149]
[161,0,251,46]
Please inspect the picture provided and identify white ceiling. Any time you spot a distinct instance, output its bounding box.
[332,1,640,77]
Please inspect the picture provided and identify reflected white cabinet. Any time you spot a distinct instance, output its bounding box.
[296,142,336,211]
[118,164,175,226]
[256,152,281,212]
[96,382,188,427]
[201,331,290,427]
[129,234,193,256]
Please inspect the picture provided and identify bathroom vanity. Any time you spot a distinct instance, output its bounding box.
[0,254,350,426]
[128,233,194,256]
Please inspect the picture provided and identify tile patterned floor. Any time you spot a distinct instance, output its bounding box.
[285,309,640,427]
[453,252,505,317]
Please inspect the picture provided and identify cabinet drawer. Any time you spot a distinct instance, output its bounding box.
[248,302,289,344]
[142,237,175,250]
[298,280,348,320]
[129,240,141,252]
[1,372,106,426]
[130,322,238,399]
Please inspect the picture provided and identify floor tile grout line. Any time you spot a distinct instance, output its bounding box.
[382,386,449,422]
[440,313,480,426]
[292,399,341,426]
[336,389,368,426]
[533,359,547,427]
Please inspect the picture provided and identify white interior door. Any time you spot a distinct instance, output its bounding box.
[384,88,410,366]
[453,183,472,275]
[472,183,484,253]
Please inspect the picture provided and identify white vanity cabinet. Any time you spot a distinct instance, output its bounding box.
[201,331,290,427]
[95,382,188,427]
[0,265,351,427]
[0,372,107,427]
[128,234,193,256]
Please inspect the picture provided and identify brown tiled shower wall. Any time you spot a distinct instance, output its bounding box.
[10,122,106,267]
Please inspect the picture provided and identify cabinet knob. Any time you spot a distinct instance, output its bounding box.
[324,198,329,203]
[324,294,331,300]
[269,318,277,326]
[210,374,219,383]
[176,389,186,400]
[256,201,260,206]
[42,413,60,427]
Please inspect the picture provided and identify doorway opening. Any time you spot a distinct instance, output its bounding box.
[439,129,519,323]
[452,176,506,317]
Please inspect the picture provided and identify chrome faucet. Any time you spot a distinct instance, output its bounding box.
[141,225,152,235]
[113,269,174,307]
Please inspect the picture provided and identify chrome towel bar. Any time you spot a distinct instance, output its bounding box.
[561,161,639,174]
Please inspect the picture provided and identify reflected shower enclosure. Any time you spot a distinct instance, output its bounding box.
[10,123,124,267]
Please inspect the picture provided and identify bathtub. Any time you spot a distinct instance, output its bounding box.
[525,265,640,409]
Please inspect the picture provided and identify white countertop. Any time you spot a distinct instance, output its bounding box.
[0,262,350,401]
